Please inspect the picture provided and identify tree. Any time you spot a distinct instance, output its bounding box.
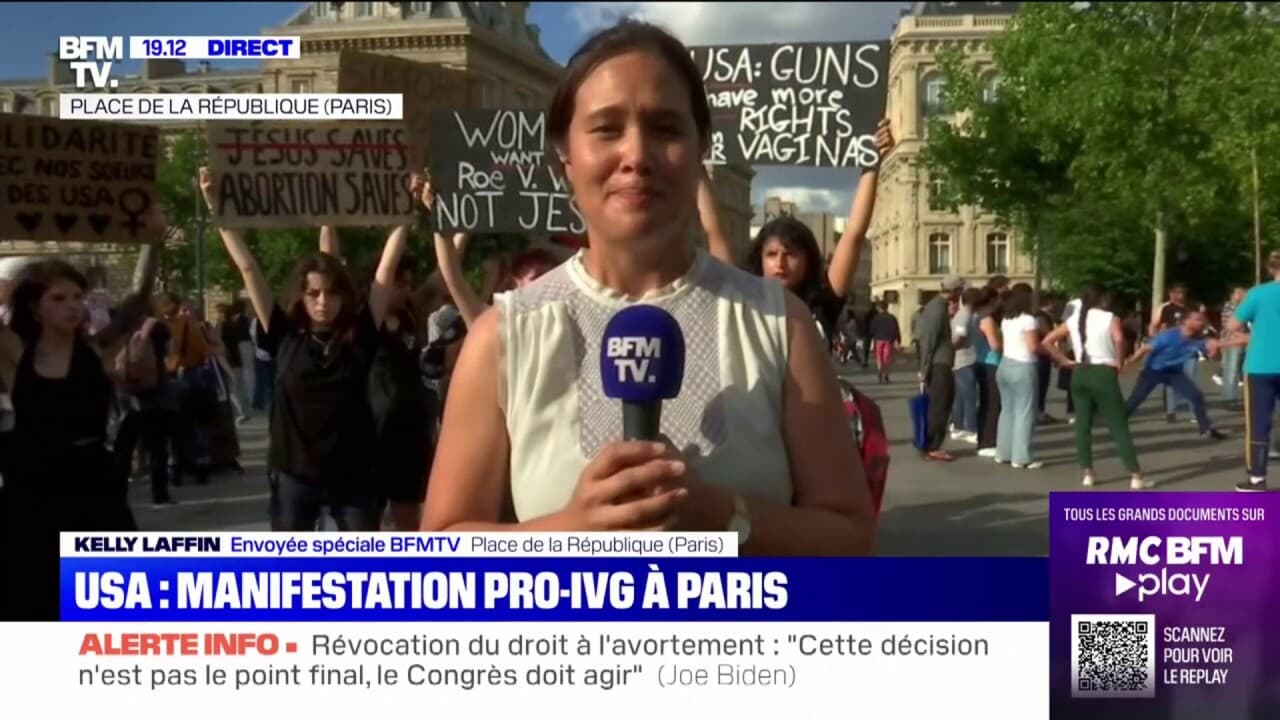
[1191,2,1280,283]
[922,47,1077,298]
[996,2,1255,310]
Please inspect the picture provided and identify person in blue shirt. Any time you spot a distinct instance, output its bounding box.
[1228,251,1280,492]
[1124,310,1228,441]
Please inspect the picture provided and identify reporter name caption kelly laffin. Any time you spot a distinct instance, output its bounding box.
[7,623,1045,718]
[57,532,738,558]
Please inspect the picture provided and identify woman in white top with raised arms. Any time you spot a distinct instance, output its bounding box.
[420,19,875,555]
[995,284,1043,469]
[1042,284,1148,489]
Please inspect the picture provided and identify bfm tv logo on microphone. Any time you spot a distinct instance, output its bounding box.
[606,337,662,384]
[1086,536,1243,603]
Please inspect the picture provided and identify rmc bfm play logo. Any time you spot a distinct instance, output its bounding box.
[1085,536,1243,603]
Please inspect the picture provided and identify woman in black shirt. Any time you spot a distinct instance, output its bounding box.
[0,260,137,619]
[702,121,894,347]
[199,167,420,531]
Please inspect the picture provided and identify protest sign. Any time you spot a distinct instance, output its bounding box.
[429,109,584,235]
[206,122,415,229]
[337,50,477,169]
[689,41,890,168]
[0,114,163,244]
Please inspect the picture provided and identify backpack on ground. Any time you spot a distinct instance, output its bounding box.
[839,379,890,518]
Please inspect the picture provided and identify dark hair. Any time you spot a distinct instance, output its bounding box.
[395,255,418,283]
[511,248,558,279]
[961,287,980,308]
[547,19,711,159]
[1075,283,1108,364]
[1003,283,1033,318]
[974,286,1000,313]
[746,216,833,310]
[986,275,1010,290]
[9,259,88,345]
[287,252,360,341]
[1168,282,1186,293]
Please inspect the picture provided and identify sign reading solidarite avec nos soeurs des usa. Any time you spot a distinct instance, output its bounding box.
[0,114,165,244]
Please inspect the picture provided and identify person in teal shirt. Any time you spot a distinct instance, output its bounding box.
[1229,251,1280,492]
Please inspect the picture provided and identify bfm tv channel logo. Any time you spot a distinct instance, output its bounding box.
[606,337,663,383]
[1085,536,1243,603]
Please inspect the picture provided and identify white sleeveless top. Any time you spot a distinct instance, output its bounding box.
[1067,307,1119,366]
[494,248,794,522]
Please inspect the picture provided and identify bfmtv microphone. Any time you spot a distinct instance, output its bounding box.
[600,305,686,441]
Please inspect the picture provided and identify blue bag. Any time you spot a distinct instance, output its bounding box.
[908,389,930,451]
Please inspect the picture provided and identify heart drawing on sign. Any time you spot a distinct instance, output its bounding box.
[16,212,42,233]
[87,214,111,236]
[55,214,78,234]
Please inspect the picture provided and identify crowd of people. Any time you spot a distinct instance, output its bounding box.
[1,18,1279,618]
[894,267,1280,493]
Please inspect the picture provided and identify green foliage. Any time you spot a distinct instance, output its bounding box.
[923,2,1280,304]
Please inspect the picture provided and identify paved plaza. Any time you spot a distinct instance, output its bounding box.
[133,358,1268,556]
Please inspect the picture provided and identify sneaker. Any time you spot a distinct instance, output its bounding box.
[1202,429,1228,440]
[1235,478,1267,492]
[977,448,997,458]
[962,432,979,445]
[1130,476,1155,490]
[1067,416,1076,425]
[1012,461,1045,470]
[994,457,1009,465]
[950,430,966,440]
[1082,474,1096,488]
[1211,374,1224,386]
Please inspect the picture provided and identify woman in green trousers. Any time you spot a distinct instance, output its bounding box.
[1042,285,1150,490]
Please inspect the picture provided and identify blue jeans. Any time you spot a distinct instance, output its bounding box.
[1222,346,1244,404]
[996,358,1038,465]
[252,358,275,411]
[1245,374,1280,477]
[1128,367,1212,434]
[269,471,380,531]
[1164,357,1196,414]
[952,365,979,433]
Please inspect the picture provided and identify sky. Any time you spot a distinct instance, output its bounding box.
[0,1,910,216]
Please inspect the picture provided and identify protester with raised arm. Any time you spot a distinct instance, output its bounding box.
[198,166,420,531]
[703,120,894,347]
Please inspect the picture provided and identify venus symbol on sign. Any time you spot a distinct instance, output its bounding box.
[118,188,150,237]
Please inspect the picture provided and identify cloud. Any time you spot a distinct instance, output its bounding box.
[753,185,848,215]
[570,2,907,45]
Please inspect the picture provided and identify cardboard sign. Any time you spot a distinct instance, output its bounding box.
[0,114,164,244]
[429,109,584,234]
[206,122,416,229]
[690,41,890,168]
[337,50,478,169]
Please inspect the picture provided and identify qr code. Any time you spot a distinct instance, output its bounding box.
[1071,613,1156,698]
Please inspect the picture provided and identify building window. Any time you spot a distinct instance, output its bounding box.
[928,176,949,211]
[41,97,57,116]
[923,76,946,115]
[986,233,1009,274]
[354,2,373,17]
[291,78,311,93]
[982,74,1001,104]
[312,2,331,17]
[929,233,951,275]
[410,1,431,12]
[0,98,9,113]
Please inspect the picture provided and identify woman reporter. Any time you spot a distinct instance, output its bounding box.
[421,20,875,555]
[199,167,422,531]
